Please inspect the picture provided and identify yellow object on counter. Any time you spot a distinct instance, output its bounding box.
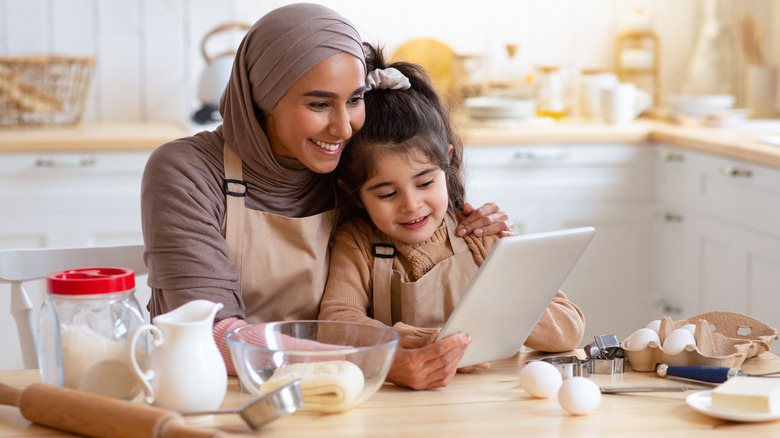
[711,376,780,414]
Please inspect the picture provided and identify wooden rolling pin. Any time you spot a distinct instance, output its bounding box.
[0,382,224,438]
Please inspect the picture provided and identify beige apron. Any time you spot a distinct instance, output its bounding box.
[222,143,335,324]
[371,215,479,328]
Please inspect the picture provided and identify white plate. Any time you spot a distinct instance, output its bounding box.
[686,390,780,423]
[760,136,780,147]
[464,97,536,119]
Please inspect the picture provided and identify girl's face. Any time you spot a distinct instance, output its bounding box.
[359,148,449,244]
[266,53,366,174]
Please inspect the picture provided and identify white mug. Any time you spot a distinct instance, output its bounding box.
[579,72,618,118]
[600,83,651,125]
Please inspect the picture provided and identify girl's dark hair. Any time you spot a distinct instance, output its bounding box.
[335,42,465,225]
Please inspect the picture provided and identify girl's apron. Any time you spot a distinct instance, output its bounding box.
[222,143,335,323]
[371,215,479,328]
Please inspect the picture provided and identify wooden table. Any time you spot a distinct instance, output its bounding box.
[2,351,780,437]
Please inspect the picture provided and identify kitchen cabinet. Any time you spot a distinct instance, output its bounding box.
[0,151,150,249]
[464,143,656,342]
[653,145,780,353]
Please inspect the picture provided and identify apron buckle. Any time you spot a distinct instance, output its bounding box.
[372,243,396,259]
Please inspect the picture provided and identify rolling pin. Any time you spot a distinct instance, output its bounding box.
[0,382,224,438]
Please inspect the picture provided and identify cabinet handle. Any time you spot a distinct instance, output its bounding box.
[513,149,569,161]
[718,165,752,178]
[659,150,685,162]
[35,157,97,168]
[663,212,685,223]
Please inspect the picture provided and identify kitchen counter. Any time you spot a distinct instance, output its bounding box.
[2,118,780,168]
[2,350,780,437]
[0,122,190,153]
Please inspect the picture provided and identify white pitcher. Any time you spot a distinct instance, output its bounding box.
[127,300,227,413]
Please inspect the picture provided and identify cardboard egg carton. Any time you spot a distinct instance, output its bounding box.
[621,311,779,372]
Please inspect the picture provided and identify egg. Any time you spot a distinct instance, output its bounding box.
[519,360,562,398]
[558,377,602,415]
[662,328,696,355]
[623,328,660,350]
[681,323,697,335]
[645,319,661,333]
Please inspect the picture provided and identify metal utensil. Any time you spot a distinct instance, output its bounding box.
[183,379,303,430]
[600,385,707,394]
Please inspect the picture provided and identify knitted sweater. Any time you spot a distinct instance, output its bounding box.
[319,215,586,352]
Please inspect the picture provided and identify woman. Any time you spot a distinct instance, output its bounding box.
[141,3,513,390]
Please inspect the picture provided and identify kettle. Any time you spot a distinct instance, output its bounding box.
[193,22,251,124]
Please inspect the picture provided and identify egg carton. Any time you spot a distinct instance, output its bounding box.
[621,311,779,372]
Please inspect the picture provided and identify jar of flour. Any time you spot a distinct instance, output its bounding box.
[38,267,145,400]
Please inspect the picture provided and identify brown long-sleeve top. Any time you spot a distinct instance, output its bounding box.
[319,216,586,352]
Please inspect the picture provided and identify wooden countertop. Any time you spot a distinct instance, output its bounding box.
[3,351,780,437]
[0,122,190,153]
[2,119,780,169]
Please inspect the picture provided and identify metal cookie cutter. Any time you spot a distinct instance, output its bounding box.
[583,334,625,375]
[538,355,589,379]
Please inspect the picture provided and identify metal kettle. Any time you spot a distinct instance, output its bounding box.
[193,22,251,124]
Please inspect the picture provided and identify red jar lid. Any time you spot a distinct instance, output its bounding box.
[46,267,135,295]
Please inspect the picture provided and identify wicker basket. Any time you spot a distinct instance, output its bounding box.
[0,55,96,127]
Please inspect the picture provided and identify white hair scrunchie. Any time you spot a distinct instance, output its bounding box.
[365,67,411,91]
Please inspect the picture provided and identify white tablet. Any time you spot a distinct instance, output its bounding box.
[439,226,595,367]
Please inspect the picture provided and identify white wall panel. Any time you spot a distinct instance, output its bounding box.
[5,0,48,53]
[144,0,187,122]
[96,0,141,121]
[0,0,776,125]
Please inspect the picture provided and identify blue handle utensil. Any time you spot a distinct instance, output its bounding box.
[656,364,780,384]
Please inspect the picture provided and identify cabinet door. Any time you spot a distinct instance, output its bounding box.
[695,216,780,353]
[546,202,655,341]
[652,202,698,319]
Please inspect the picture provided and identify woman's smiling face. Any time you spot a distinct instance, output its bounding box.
[265,53,366,174]
[359,148,449,244]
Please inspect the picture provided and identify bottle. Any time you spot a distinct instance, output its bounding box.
[37,267,145,400]
[535,66,568,119]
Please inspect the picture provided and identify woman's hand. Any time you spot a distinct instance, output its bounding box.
[385,332,471,390]
[457,202,516,238]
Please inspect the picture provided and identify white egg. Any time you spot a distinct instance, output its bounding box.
[681,323,697,335]
[662,328,696,355]
[645,319,661,333]
[519,360,562,399]
[558,377,602,415]
[624,328,660,350]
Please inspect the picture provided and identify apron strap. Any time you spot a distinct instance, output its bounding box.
[223,143,246,291]
[371,243,396,326]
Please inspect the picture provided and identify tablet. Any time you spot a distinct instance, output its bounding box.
[439,226,595,367]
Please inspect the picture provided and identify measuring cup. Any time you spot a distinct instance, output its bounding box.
[183,379,303,430]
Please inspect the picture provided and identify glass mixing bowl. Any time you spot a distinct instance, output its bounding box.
[227,321,399,414]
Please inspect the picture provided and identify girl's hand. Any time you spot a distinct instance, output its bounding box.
[385,332,471,390]
[457,202,516,237]
[458,362,492,373]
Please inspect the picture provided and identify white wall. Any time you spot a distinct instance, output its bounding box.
[0,0,777,125]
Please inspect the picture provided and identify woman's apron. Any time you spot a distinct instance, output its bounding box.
[371,215,479,328]
[222,144,335,324]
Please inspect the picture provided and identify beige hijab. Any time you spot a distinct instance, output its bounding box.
[218,3,366,215]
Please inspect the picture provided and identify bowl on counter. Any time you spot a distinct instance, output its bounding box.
[226,321,399,414]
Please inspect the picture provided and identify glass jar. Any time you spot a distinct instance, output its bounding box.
[37,267,145,399]
[535,66,568,119]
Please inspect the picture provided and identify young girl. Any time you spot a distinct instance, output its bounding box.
[319,44,585,388]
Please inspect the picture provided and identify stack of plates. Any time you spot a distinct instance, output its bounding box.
[668,93,736,115]
[463,96,536,120]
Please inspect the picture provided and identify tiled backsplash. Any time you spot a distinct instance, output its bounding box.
[1,0,777,126]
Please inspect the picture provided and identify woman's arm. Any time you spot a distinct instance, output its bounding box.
[456,202,516,238]
[523,291,586,352]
